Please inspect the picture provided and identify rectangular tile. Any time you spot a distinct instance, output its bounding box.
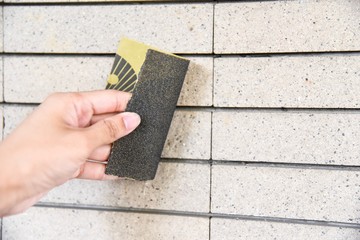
[212,165,360,223]
[211,218,360,240]
[4,56,213,106]
[212,111,360,165]
[162,110,211,160]
[4,106,211,160]
[42,162,210,212]
[0,7,3,52]
[214,1,360,53]
[0,57,3,102]
[0,105,2,140]
[214,55,360,108]
[3,105,35,137]
[3,207,209,240]
[4,4,213,53]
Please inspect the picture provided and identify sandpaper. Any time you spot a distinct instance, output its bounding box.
[104,38,190,180]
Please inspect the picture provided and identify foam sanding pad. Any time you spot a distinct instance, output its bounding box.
[104,38,190,180]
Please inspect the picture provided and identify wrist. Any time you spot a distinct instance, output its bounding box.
[0,145,27,216]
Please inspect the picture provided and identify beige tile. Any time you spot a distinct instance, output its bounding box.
[162,110,211,160]
[212,165,360,223]
[0,105,3,140]
[4,56,112,103]
[0,57,3,102]
[215,1,360,53]
[213,111,360,165]
[3,207,209,240]
[4,4,213,53]
[3,105,35,137]
[178,57,213,106]
[4,106,211,160]
[214,55,360,108]
[211,218,360,240]
[4,56,212,106]
[43,162,210,212]
[0,7,3,52]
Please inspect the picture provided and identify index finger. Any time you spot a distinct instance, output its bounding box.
[80,90,132,115]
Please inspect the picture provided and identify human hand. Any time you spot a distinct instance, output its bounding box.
[0,90,141,217]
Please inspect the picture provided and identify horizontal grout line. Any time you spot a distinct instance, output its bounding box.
[2,103,360,113]
[161,158,360,171]
[211,160,360,171]
[2,0,213,6]
[177,106,360,112]
[1,51,360,58]
[160,158,210,164]
[35,202,360,229]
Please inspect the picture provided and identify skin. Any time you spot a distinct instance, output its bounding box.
[0,90,141,217]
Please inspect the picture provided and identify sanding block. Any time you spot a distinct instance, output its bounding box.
[105,38,190,180]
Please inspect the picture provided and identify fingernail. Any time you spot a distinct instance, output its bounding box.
[122,112,141,130]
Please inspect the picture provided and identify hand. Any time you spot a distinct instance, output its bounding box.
[0,90,141,217]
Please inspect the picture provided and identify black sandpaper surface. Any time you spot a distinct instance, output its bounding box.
[105,50,190,180]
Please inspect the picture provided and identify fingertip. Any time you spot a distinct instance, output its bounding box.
[122,112,141,132]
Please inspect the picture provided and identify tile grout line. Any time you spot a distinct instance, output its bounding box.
[3,51,360,57]
[34,203,360,229]
[209,1,216,237]
[1,2,3,238]
[4,102,360,113]
[1,4,3,238]
[2,1,214,6]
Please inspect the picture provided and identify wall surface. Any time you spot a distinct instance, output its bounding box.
[1,0,360,239]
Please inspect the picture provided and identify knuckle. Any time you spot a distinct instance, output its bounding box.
[103,119,121,139]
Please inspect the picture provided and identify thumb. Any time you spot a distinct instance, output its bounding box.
[86,112,141,147]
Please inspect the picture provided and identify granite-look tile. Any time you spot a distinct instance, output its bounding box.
[4,5,213,53]
[0,105,3,140]
[4,106,211,160]
[212,111,360,165]
[4,56,212,106]
[162,110,211,160]
[43,162,210,212]
[3,105,36,137]
[0,7,3,52]
[214,1,360,53]
[3,207,209,240]
[212,165,360,223]
[214,55,360,108]
[178,57,213,106]
[211,218,360,240]
[0,57,3,102]
[4,56,111,103]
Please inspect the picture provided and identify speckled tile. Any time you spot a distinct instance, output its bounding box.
[212,165,360,223]
[214,1,360,53]
[4,56,113,103]
[0,105,3,140]
[214,55,360,108]
[212,111,360,165]
[0,57,3,102]
[177,57,213,106]
[0,7,3,52]
[162,110,211,160]
[4,56,213,106]
[4,106,211,160]
[211,218,360,240]
[3,105,35,137]
[42,162,210,212]
[4,4,213,53]
[3,207,209,240]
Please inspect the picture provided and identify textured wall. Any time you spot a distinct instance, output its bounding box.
[1,0,360,239]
